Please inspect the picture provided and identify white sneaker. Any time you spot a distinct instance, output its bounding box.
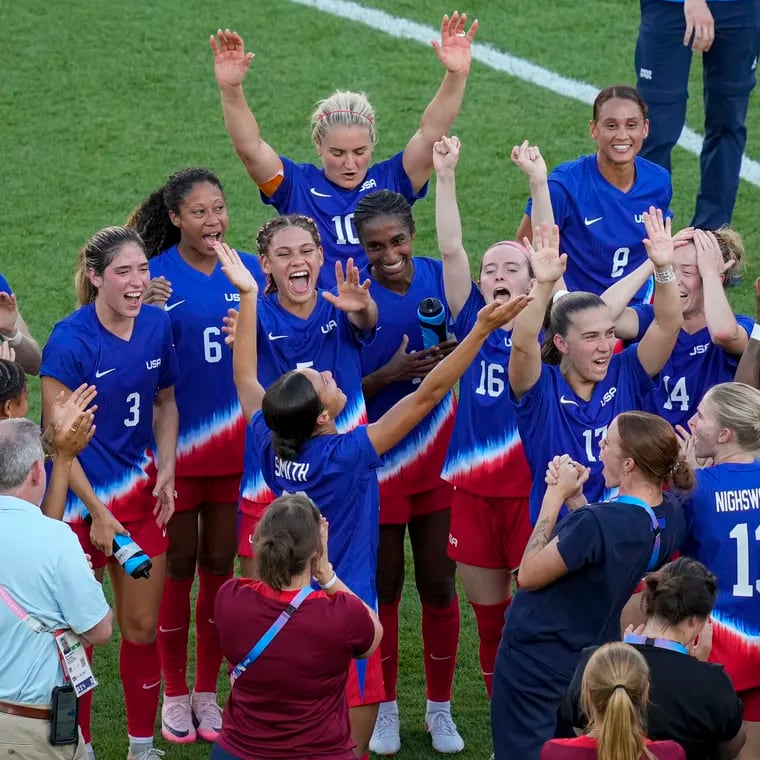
[127,748,166,760]
[369,710,401,755]
[425,711,464,754]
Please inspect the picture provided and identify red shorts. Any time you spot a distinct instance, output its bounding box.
[739,686,760,722]
[447,489,532,570]
[346,647,385,707]
[69,517,168,570]
[237,502,270,558]
[379,482,453,525]
[174,474,241,513]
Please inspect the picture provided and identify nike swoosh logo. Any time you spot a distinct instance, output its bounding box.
[208,618,215,625]
[95,368,116,378]
[310,188,332,198]
[158,625,184,633]
[429,654,453,661]
[268,332,288,341]
[560,395,579,406]
[584,216,603,226]
[142,680,161,690]
[165,300,185,312]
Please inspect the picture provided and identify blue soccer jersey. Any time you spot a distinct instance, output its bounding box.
[41,304,179,523]
[149,246,265,479]
[262,153,426,289]
[0,273,12,294]
[683,462,760,691]
[239,293,372,509]
[443,285,533,498]
[526,154,672,304]
[632,304,752,429]
[360,257,455,497]
[511,346,657,522]
[249,412,382,609]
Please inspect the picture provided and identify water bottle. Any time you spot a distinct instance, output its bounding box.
[84,515,152,579]
[417,297,448,350]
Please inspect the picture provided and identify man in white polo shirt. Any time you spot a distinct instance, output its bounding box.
[0,418,112,759]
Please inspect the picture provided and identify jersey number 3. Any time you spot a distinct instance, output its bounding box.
[124,392,141,428]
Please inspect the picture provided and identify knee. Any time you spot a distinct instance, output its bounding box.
[120,611,159,645]
[417,575,457,608]
[376,573,404,605]
[197,550,235,576]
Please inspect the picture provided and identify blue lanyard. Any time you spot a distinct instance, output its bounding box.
[230,586,313,685]
[624,632,689,655]
[615,495,662,572]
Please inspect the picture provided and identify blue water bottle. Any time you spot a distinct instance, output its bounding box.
[417,297,448,350]
[84,514,152,579]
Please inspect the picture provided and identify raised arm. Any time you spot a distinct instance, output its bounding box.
[636,208,683,377]
[321,259,378,331]
[367,295,532,455]
[0,292,42,375]
[511,141,554,234]
[402,12,477,193]
[695,230,748,354]
[734,277,760,387]
[434,135,472,318]
[600,259,652,340]
[509,223,566,399]
[210,29,283,188]
[215,242,264,420]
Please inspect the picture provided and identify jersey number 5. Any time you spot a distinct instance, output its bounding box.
[730,522,760,597]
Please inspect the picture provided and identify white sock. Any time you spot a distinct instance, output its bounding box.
[84,743,96,760]
[377,700,399,717]
[128,736,153,754]
[426,699,451,715]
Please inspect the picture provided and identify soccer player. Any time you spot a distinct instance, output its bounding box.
[735,277,760,388]
[40,226,179,760]
[235,215,378,580]
[0,271,42,373]
[209,11,477,286]
[127,168,266,745]
[492,415,690,760]
[509,213,682,522]
[216,237,530,756]
[516,85,673,305]
[434,136,535,703]
[602,226,750,430]
[0,357,28,419]
[352,190,461,754]
[680,382,760,759]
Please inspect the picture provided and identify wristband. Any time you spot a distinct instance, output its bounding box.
[552,289,570,304]
[0,329,22,347]
[751,323,760,343]
[318,572,338,590]
[653,267,676,284]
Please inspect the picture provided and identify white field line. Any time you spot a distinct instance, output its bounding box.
[290,0,760,188]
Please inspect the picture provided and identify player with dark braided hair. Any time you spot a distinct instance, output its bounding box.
[0,356,28,419]
[127,168,265,745]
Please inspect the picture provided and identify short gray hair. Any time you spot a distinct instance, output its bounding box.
[0,418,44,492]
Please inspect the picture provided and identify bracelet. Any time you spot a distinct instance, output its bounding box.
[0,329,22,347]
[653,267,676,284]
[752,323,760,343]
[318,572,338,590]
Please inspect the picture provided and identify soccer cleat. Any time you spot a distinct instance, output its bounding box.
[191,690,223,742]
[425,711,465,754]
[161,693,197,744]
[127,748,165,760]
[369,710,401,755]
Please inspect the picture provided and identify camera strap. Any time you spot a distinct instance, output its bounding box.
[230,586,313,685]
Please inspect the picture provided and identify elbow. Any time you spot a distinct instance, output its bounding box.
[84,611,114,646]
[515,567,540,591]
[710,326,740,348]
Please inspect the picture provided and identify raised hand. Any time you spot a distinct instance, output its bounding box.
[143,276,173,306]
[511,140,547,183]
[524,222,566,285]
[642,207,674,269]
[431,11,478,75]
[48,384,98,444]
[0,291,19,335]
[694,229,731,280]
[215,241,258,295]
[322,259,373,314]
[475,294,533,333]
[433,135,461,176]
[210,28,255,89]
[51,409,96,460]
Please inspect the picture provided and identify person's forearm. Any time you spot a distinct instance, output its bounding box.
[362,366,393,400]
[419,72,468,142]
[348,300,378,331]
[219,84,265,163]
[702,273,742,345]
[317,564,381,624]
[520,489,563,566]
[528,177,555,230]
[2,330,41,374]
[68,458,109,520]
[652,267,683,334]
[41,456,75,519]
[436,171,464,256]
[153,398,178,478]
[601,260,654,321]
[735,326,760,387]
[512,281,554,352]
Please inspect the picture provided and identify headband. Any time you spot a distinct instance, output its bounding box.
[316,109,374,124]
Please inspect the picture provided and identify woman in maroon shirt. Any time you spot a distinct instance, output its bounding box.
[211,493,382,760]
[541,642,685,760]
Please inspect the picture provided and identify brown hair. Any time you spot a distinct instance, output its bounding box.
[255,215,321,295]
[252,492,321,592]
[593,85,648,122]
[581,642,655,760]
[616,412,694,491]
[642,557,717,626]
[541,291,608,364]
[713,227,745,288]
[75,226,146,307]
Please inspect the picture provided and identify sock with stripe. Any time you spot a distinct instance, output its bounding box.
[157,575,193,697]
[121,639,161,738]
[194,567,232,693]
[422,596,460,701]
[470,599,510,698]
[378,598,401,701]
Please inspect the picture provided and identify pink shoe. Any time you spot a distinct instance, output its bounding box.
[191,691,223,742]
[161,694,196,744]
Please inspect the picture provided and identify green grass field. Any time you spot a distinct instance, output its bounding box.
[3,1,759,758]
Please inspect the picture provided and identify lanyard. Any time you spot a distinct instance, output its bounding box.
[0,583,54,633]
[230,586,313,685]
[615,495,662,572]
[623,632,689,655]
